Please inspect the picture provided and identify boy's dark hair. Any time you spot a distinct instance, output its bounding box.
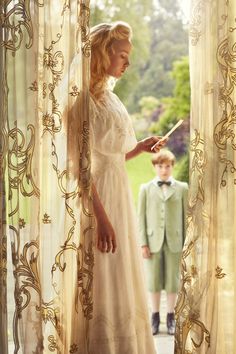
[151,150,176,166]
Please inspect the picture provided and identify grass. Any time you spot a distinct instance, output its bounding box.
[126,152,156,206]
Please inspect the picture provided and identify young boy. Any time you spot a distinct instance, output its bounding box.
[138,150,188,335]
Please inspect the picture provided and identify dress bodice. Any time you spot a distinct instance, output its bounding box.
[89,90,137,157]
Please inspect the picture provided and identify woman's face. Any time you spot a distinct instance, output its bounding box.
[107,39,131,78]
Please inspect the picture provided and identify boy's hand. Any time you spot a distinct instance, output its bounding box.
[141,245,151,259]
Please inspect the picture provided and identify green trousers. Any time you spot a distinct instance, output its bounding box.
[144,239,182,293]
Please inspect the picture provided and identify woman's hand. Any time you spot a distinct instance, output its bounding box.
[126,136,167,161]
[92,183,117,253]
[141,245,151,259]
[96,211,117,253]
[139,136,166,153]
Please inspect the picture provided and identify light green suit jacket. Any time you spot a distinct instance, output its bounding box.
[138,178,188,253]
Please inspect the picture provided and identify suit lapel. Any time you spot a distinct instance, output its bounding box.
[165,182,176,201]
[152,179,165,200]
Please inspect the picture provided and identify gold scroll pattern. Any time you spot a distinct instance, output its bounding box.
[215,266,226,279]
[175,130,211,353]
[0,233,7,312]
[50,0,93,319]
[189,0,205,46]
[189,0,218,46]
[8,124,40,216]
[39,2,68,136]
[1,0,93,352]
[11,230,44,353]
[0,72,8,323]
[175,2,231,352]
[0,0,44,54]
[80,2,91,58]
[214,34,236,186]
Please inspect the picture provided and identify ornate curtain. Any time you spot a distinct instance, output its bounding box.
[175,0,236,353]
[0,1,93,353]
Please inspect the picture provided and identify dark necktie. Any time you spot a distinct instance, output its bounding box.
[158,181,171,187]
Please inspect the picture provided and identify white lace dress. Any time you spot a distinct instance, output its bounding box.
[89,90,156,354]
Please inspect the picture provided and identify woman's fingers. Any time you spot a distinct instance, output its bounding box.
[106,240,111,253]
[141,136,167,153]
[97,239,106,252]
[151,137,168,152]
[111,238,117,253]
[97,234,117,253]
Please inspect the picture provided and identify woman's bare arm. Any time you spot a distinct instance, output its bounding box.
[126,136,166,161]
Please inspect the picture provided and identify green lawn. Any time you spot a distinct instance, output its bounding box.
[126,152,156,206]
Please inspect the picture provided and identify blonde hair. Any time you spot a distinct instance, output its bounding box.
[90,21,132,99]
[151,150,176,166]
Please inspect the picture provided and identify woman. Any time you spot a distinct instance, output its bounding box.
[89,21,164,354]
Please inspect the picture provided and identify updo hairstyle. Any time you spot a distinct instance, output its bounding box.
[90,21,132,98]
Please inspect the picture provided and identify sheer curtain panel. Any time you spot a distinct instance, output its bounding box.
[0,1,93,353]
[175,1,236,353]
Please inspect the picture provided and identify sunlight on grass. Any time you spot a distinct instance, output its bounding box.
[126,152,155,206]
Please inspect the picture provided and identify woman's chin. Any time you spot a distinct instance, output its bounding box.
[110,71,124,79]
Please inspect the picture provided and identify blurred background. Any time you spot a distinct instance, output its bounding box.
[90,0,190,203]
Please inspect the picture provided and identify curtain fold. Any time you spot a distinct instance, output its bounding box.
[0,1,93,353]
[175,0,236,353]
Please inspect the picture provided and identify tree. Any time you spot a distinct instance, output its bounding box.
[150,56,190,181]
[128,0,188,111]
[151,56,190,132]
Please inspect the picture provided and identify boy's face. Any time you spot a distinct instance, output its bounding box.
[154,161,173,181]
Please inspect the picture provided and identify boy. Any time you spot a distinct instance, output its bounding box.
[138,150,188,335]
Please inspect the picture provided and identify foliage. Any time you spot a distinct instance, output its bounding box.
[139,96,160,117]
[166,119,190,157]
[171,56,190,118]
[128,1,188,111]
[149,56,190,157]
[173,154,189,183]
[151,56,190,132]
